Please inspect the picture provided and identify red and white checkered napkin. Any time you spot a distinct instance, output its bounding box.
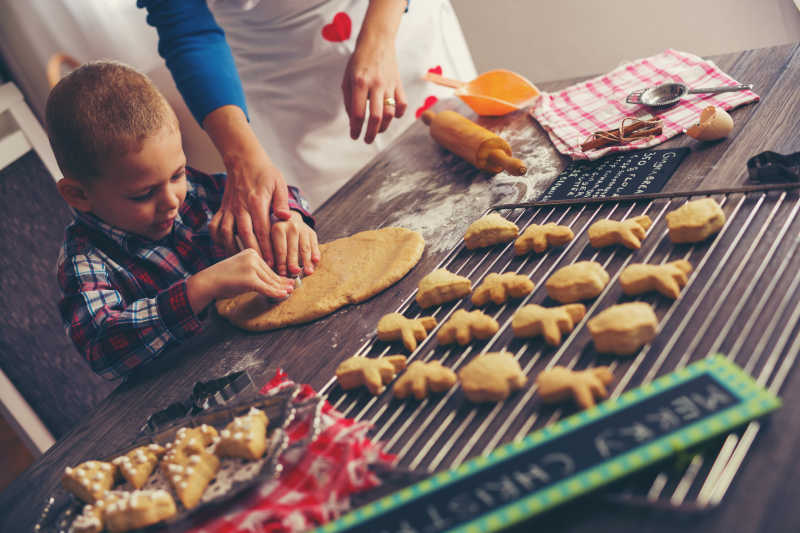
[192,369,395,533]
[529,49,759,160]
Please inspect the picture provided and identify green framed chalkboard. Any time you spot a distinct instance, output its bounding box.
[314,355,780,533]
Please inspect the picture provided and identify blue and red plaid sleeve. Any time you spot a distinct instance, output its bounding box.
[58,252,202,380]
[287,185,315,228]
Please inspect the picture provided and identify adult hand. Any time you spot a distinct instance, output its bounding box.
[203,106,293,266]
[342,0,408,144]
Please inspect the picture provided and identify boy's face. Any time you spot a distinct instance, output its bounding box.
[84,125,187,241]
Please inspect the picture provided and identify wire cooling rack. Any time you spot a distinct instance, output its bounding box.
[321,181,800,511]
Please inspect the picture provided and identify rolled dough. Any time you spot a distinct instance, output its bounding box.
[216,227,425,331]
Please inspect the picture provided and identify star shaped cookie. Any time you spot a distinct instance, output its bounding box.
[514,222,574,255]
[377,313,437,352]
[511,303,586,346]
[393,360,457,400]
[619,260,693,299]
[536,366,614,410]
[336,355,407,395]
[472,272,535,307]
[588,215,652,250]
[437,309,500,345]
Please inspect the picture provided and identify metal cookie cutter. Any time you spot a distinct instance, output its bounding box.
[747,150,800,182]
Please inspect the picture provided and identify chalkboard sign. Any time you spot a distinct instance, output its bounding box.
[314,355,779,533]
[540,148,690,201]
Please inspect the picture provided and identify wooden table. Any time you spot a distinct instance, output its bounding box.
[2,44,799,532]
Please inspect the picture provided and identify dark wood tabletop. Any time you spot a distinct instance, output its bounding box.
[2,44,799,532]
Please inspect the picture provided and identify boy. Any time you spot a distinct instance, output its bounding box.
[47,61,319,379]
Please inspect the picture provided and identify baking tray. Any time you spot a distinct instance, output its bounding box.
[321,181,800,511]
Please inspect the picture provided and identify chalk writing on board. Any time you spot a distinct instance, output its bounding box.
[541,148,690,201]
[351,374,737,533]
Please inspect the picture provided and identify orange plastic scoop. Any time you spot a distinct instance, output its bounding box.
[424,69,540,116]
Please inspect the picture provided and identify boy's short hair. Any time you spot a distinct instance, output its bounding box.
[45,60,177,182]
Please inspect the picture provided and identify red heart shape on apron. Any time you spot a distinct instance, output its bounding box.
[415,95,439,118]
[428,65,443,75]
[321,12,352,42]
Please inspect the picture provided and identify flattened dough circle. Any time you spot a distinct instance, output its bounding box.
[216,227,425,331]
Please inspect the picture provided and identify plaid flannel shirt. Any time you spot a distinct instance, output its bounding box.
[57,167,313,380]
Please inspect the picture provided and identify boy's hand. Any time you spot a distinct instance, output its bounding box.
[186,249,295,314]
[271,211,321,277]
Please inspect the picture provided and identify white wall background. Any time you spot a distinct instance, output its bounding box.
[454,0,800,83]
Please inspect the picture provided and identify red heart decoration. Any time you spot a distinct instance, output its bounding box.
[321,12,351,42]
[427,65,442,75]
[415,95,439,118]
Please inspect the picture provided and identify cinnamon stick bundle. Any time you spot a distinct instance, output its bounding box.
[581,118,663,151]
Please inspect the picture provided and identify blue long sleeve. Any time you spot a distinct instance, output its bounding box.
[137,0,249,126]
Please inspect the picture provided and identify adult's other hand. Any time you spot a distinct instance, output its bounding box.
[203,106,292,266]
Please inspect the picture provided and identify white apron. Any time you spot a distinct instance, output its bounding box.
[208,0,477,210]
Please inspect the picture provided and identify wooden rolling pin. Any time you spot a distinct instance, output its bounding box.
[421,110,527,175]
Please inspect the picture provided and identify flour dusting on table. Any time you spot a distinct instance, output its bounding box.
[370,125,563,254]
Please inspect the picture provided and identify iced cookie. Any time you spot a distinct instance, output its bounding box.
[515,222,574,255]
[464,212,519,250]
[619,260,693,299]
[112,444,165,490]
[161,425,220,509]
[377,313,437,352]
[459,351,527,403]
[512,303,586,346]
[665,198,726,243]
[588,215,652,250]
[416,268,472,309]
[216,407,270,461]
[536,366,614,410]
[587,302,659,356]
[545,261,610,303]
[70,491,124,533]
[103,489,177,533]
[393,360,457,400]
[471,272,534,307]
[62,460,117,503]
[336,355,407,395]
[437,309,500,346]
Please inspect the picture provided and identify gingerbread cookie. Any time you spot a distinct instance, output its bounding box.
[111,444,165,490]
[437,309,500,346]
[336,355,407,395]
[464,212,519,250]
[665,198,726,243]
[161,425,220,509]
[619,260,693,299]
[536,366,614,410]
[512,303,586,346]
[377,313,437,352]
[587,302,659,356]
[62,460,117,503]
[459,351,527,403]
[545,261,610,303]
[103,489,177,533]
[416,268,472,309]
[393,360,457,400]
[471,272,535,307]
[515,222,574,255]
[216,407,270,461]
[588,215,652,250]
